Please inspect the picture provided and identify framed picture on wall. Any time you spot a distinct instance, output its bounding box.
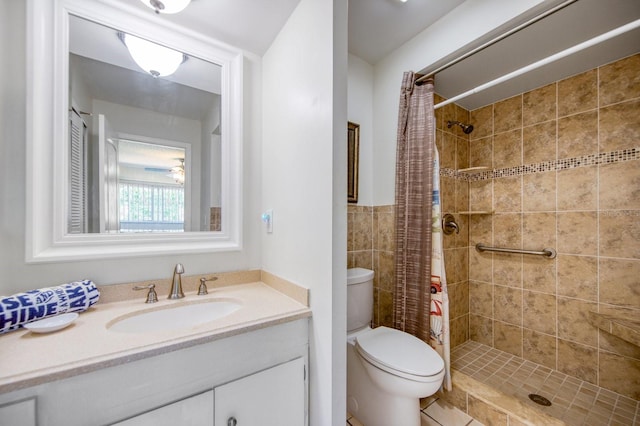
[347,122,360,204]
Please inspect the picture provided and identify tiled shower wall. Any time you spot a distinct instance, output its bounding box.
[346,94,473,347]
[347,52,639,400]
[466,53,640,400]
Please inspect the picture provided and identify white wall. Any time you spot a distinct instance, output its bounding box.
[371,0,547,205]
[261,0,347,424]
[347,54,374,206]
[0,1,262,295]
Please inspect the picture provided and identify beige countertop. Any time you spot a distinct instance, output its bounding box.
[0,273,311,394]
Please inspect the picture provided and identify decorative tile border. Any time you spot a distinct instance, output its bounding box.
[441,147,640,181]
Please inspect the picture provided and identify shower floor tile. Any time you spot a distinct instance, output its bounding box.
[452,340,640,426]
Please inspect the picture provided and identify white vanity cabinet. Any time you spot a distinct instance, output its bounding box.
[111,357,306,426]
[214,357,306,426]
[112,391,214,426]
[0,398,36,426]
[0,319,308,426]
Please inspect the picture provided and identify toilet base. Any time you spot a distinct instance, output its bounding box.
[347,342,430,426]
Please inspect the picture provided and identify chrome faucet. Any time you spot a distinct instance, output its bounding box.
[168,263,185,299]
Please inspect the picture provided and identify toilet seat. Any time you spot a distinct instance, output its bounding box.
[355,326,444,381]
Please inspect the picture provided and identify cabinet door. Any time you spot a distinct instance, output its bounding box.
[214,357,305,426]
[112,390,213,426]
[0,398,36,426]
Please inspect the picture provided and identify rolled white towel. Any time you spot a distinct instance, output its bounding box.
[0,280,100,334]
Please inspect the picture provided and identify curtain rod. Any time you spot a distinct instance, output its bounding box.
[416,0,577,85]
[433,19,640,110]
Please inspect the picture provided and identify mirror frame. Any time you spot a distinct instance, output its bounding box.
[26,0,243,262]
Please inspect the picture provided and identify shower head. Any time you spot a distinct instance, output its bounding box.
[447,120,474,134]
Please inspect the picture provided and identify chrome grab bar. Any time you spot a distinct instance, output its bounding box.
[475,243,556,259]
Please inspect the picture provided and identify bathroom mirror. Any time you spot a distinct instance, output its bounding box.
[26,0,243,261]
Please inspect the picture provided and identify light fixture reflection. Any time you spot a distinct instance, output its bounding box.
[123,34,184,78]
[170,159,185,185]
[140,0,191,14]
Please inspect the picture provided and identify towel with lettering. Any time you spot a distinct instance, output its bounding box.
[0,280,100,333]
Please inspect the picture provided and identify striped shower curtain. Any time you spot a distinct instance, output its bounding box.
[393,71,451,391]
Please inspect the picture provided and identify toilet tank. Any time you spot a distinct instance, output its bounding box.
[347,268,374,332]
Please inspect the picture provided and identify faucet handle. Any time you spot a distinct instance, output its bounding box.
[133,284,158,303]
[198,276,218,295]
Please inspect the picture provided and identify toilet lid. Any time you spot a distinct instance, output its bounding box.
[355,326,444,377]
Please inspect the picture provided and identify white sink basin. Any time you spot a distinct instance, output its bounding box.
[108,300,242,333]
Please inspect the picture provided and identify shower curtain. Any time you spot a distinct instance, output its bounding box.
[393,72,451,391]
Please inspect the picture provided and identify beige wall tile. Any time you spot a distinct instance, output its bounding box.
[557,296,598,347]
[469,180,493,212]
[599,53,640,107]
[349,251,373,269]
[494,95,522,133]
[493,213,522,248]
[493,130,523,168]
[455,180,470,217]
[523,213,556,248]
[442,102,457,134]
[523,83,556,126]
[453,212,469,248]
[470,281,493,317]
[523,328,557,369]
[378,289,393,327]
[557,255,597,301]
[523,172,556,212]
[494,320,523,357]
[449,281,470,319]
[455,104,470,132]
[469,214,493,243]
[557,339,598,384]
[557,211,598,255]
[442,176,456,214]
[599,99,640,152]
[598,351,640,400]
[468,395,508,426]
[470,105,493,140]
[470,313,493,346]
[347,210,354,252]
[469,137,493,168]
[557,69,597,117]
[376,251,395,292]
[444,248,459,284]
[599,161,640,210]
[352,209,373,251]
[598,325,640,360]
[599,211,640,258]
[469,249,493,282]
[599,257,640,307]
[455,247,469,283]
[523,256,556,295]
[557,166,598,211]
[523,121,556,163]
[494,285,522,325]
[442,131,457,169]
[451,314,469,348]
[374,207,394,252]
[457,137,470,170]
[493,254,523,288]
[557,110,598,158]
[523,290,556,335]
[493,176,522,213]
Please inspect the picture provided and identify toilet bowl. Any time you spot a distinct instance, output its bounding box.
[346,268,445,426]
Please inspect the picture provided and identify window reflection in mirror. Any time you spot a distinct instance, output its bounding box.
[68,15,222,234]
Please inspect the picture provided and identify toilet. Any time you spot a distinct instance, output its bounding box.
[347,268,444,426]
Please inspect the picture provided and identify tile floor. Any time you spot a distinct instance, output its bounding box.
[452,341,640,426]
[347,397,483,426]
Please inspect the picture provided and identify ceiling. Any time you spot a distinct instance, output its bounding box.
[107,0,640,111]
